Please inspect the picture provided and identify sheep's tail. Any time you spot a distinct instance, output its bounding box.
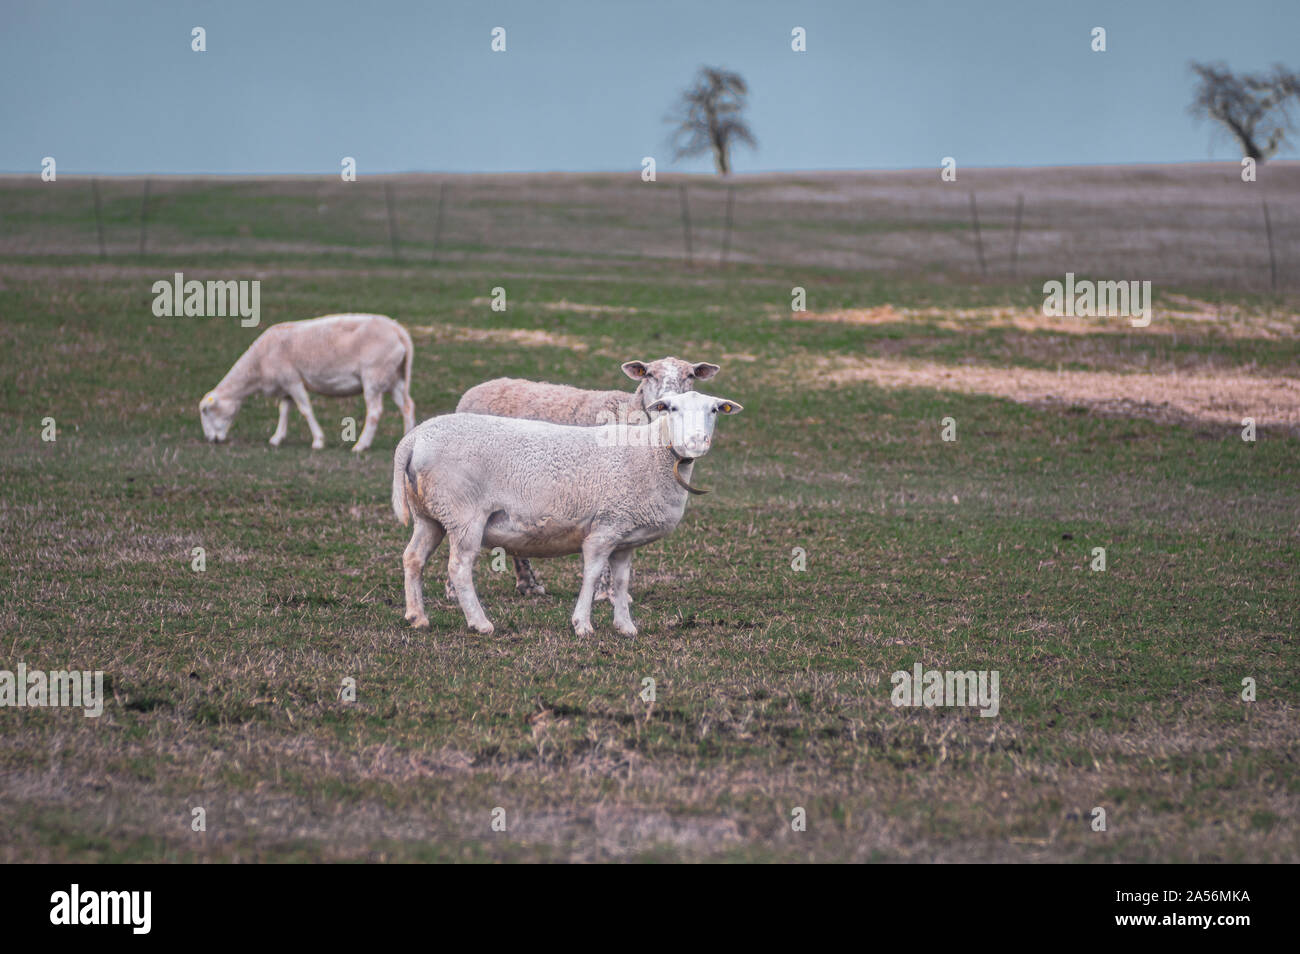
[392,432,415,525]
[396,320,416,429]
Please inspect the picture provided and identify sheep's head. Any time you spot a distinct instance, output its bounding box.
[645,391,742,460]
[199,391,237,443]
[622,357,720,406]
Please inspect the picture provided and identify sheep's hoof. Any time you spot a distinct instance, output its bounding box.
[311,440,325,450]
[269,436,283,447]
[572,620,595,637]
[516,581,546,597]
[469,620,494,636]
[352,443,370,454]
[615,623,638,638]
[405,611,429,630]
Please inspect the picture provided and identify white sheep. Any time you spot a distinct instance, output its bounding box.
[392,390,743,637]
[457,357,719,427]
[199,313,415,452]
[455,357,720,597]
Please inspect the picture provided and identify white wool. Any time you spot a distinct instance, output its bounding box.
[199,313,415,452]
[393,391,742,638]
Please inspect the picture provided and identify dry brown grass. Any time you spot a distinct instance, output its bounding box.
[791,298,1300,340]
[807,354,1300,427]
[410,322,590,352]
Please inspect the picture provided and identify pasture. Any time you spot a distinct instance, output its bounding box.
[1,167,1298,862]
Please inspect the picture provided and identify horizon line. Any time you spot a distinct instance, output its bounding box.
[4,159,1295,179]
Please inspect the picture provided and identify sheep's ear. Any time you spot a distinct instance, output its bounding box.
[693,362,720,380]
[715,399,743,415]
[622,361,649,380]
[201,393,217,407]
[646,398,670,413]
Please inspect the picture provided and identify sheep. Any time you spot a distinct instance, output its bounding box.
[457,357,720,427]
[199,313,415,452]
[455,357,720,597]
[392,389,743,637]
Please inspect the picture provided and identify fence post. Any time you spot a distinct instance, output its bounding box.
[678,184,693,266]
[384,181,400,260]
[137,178,151,258]
[91,178,107,260]
[1261,200,1278,293]
[968,191,986,278]
[721,185,735,268]
[432,182,446,259]
[1009,193,1024,278]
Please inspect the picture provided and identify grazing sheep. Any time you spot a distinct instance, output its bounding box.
[199,313,415,452]
[393,390,743,637]
[455,357,720,597]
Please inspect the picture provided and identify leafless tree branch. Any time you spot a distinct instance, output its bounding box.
[1189,61,1300,161]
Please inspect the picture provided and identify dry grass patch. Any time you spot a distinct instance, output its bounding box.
[468,297,642,316]
[791,300,1299,340]
[539,299,639,315]
[410,322,589,352]
[811,354,1300,427]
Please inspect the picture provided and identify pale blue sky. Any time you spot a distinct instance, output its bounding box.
[2,0,1297,174]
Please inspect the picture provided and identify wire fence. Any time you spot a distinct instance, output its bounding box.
[1,169,1295,290]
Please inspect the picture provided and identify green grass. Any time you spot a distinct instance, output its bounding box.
[0,178,1297,862]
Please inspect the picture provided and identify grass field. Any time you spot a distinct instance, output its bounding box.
[1,169,1298,862]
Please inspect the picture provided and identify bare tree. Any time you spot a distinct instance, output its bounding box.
[667,67,756,175]
[1189,61,1300,161]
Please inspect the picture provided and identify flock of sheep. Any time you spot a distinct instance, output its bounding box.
[199,313,742,637]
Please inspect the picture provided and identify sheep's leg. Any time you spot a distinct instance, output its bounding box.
[513,555,545,596]
[447,517,494,636]
[391,379,415,434]
[593,561,616,603]
[608,548,637,637]
[286,382,326,450]
[268,397,292,447]
[442,519,461,601]
[590,559,629,604]
[353,388,384,453]
[572,538,615,637]
[403,516,445,630]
